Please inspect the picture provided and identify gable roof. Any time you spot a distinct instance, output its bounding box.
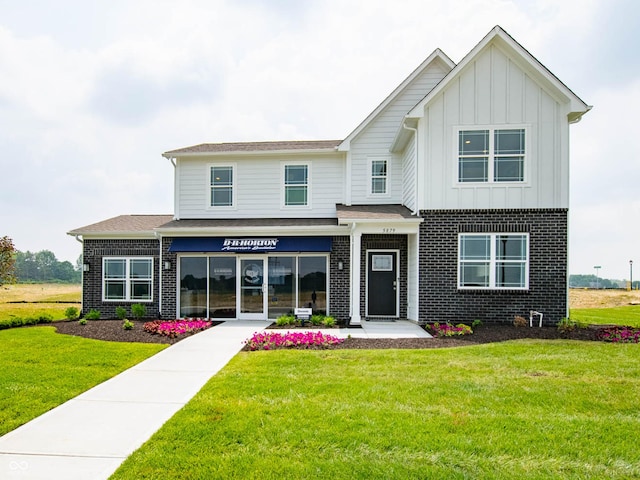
[163,140,341,158]
[406,25,591,122]
[338,48,455,151]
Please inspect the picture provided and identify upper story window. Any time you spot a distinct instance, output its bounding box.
[210,165,234,207]
[103,257,153,301]
[458,128,525,183]
[369,158,388,195]
[283,164,309,207]
[458,234,529,290]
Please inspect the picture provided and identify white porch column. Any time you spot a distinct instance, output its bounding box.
[350,227,362,325]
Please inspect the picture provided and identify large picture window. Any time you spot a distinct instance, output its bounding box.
[458,128,525,183]
[458,234,528,289]
[284,164,309,206]
[210,165,234,207]
[103,257,153,301]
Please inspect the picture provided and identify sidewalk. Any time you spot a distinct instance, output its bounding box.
[0,319,429,479]
[0,320,271,480]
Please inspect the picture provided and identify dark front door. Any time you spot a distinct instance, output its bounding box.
[367,251,398,316]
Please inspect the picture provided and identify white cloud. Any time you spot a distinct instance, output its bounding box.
[0,0,635,281]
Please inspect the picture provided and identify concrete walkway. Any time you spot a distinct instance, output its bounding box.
[0,319,429,480]
[0,320,271,480]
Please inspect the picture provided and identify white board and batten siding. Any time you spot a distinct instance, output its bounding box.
[176,153,345,219]
[350,62,449,205]
[419,44,571,211]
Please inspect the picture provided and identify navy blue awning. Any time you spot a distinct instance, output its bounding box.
[168,236,332,253]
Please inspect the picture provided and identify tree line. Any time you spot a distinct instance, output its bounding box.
[14,250,81,283]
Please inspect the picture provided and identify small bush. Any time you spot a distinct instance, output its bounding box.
[557,317,587,332]
[513,316,527,328]
[64,306,80,320]
[123,319,134,330]
[78,318,87,326]
[115,306,127,320]
[310,314,324,326]
[131,303,147,320]
[276,314,295,326]
[472,319,483,328]
[85,309,101,320]
[37,314,53,323]
[322,316,336,327]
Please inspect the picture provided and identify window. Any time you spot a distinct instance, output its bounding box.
[103,258,153,301]
[210,165,234,207]
[458,234,528,289]
[284,164,309,206]
[458,128,525,183]
[370,159,388,194]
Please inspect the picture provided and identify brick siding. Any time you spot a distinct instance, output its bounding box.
[329,236,351,322]
[418,209,568,325]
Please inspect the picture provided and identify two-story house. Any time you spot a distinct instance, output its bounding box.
[68,26,590,325]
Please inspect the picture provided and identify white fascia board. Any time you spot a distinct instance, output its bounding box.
[73,232,159,240]
[338,49,455,151]
[338,219,422,235]
[163,148,339,159]
[405,26,590,121]
[155,225,350,237]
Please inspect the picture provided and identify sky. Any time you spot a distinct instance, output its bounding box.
[0,0,638,281]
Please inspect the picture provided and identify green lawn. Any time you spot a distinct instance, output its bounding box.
[0,327,166,435]
[571,305,640,327]
[111,341,640,479]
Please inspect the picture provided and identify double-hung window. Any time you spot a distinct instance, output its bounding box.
[370,158,388,195]
[284,164,309,206]
[458,128,525,183]
[103,257,153,301]
[210,165,234,207]
[458,234,528,289]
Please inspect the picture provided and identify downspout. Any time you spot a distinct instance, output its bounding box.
[155,231,163,318]
[73,235,84,314]
[402,121,419,216]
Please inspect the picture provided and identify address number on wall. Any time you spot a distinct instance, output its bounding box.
[382,228,396,233]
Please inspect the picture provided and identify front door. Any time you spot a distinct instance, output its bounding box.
[239,258,266,319]
[367,251,398,317]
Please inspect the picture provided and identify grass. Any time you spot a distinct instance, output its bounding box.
[0,283,81,321]
[571,305,640,328]
[111,341,640,479]
[0,327,166,436]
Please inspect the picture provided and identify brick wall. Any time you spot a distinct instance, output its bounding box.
[82,239,160,319]
[160,238,178,318]
[418,209,568,325]
[329,236,350,322]
[361,234,408,320]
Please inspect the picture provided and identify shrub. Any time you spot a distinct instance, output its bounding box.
[513,316,527,328]
[472,319,483,328]
[85,309,101,320]
[557,317,587,332]
[115,306,127,320]
[78,318,87,326]
[310,314,324,326]
[245,331,344,351]
[64,306,79,320]
[275,314,295,326]
[131,303,147,320]
[322,316,336,327]
[123,319,134,330]
[427,322,473,337]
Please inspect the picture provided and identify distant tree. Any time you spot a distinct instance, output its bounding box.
[14,249,81,283]
[0,236,17,286]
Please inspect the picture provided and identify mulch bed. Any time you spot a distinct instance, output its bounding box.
[48,320,601,349]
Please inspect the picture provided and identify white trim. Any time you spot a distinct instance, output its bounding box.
[367,156,391,198]
[366,249,400,317]
[102,257,154,302]
[207,163,237,210]
[457,233,530,290]
[281,161,312,209]
[453,125,530,186]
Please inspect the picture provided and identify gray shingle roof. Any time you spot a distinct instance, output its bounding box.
[67,215,174,235]
[163,140,342,157]
[336,204,418,220]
